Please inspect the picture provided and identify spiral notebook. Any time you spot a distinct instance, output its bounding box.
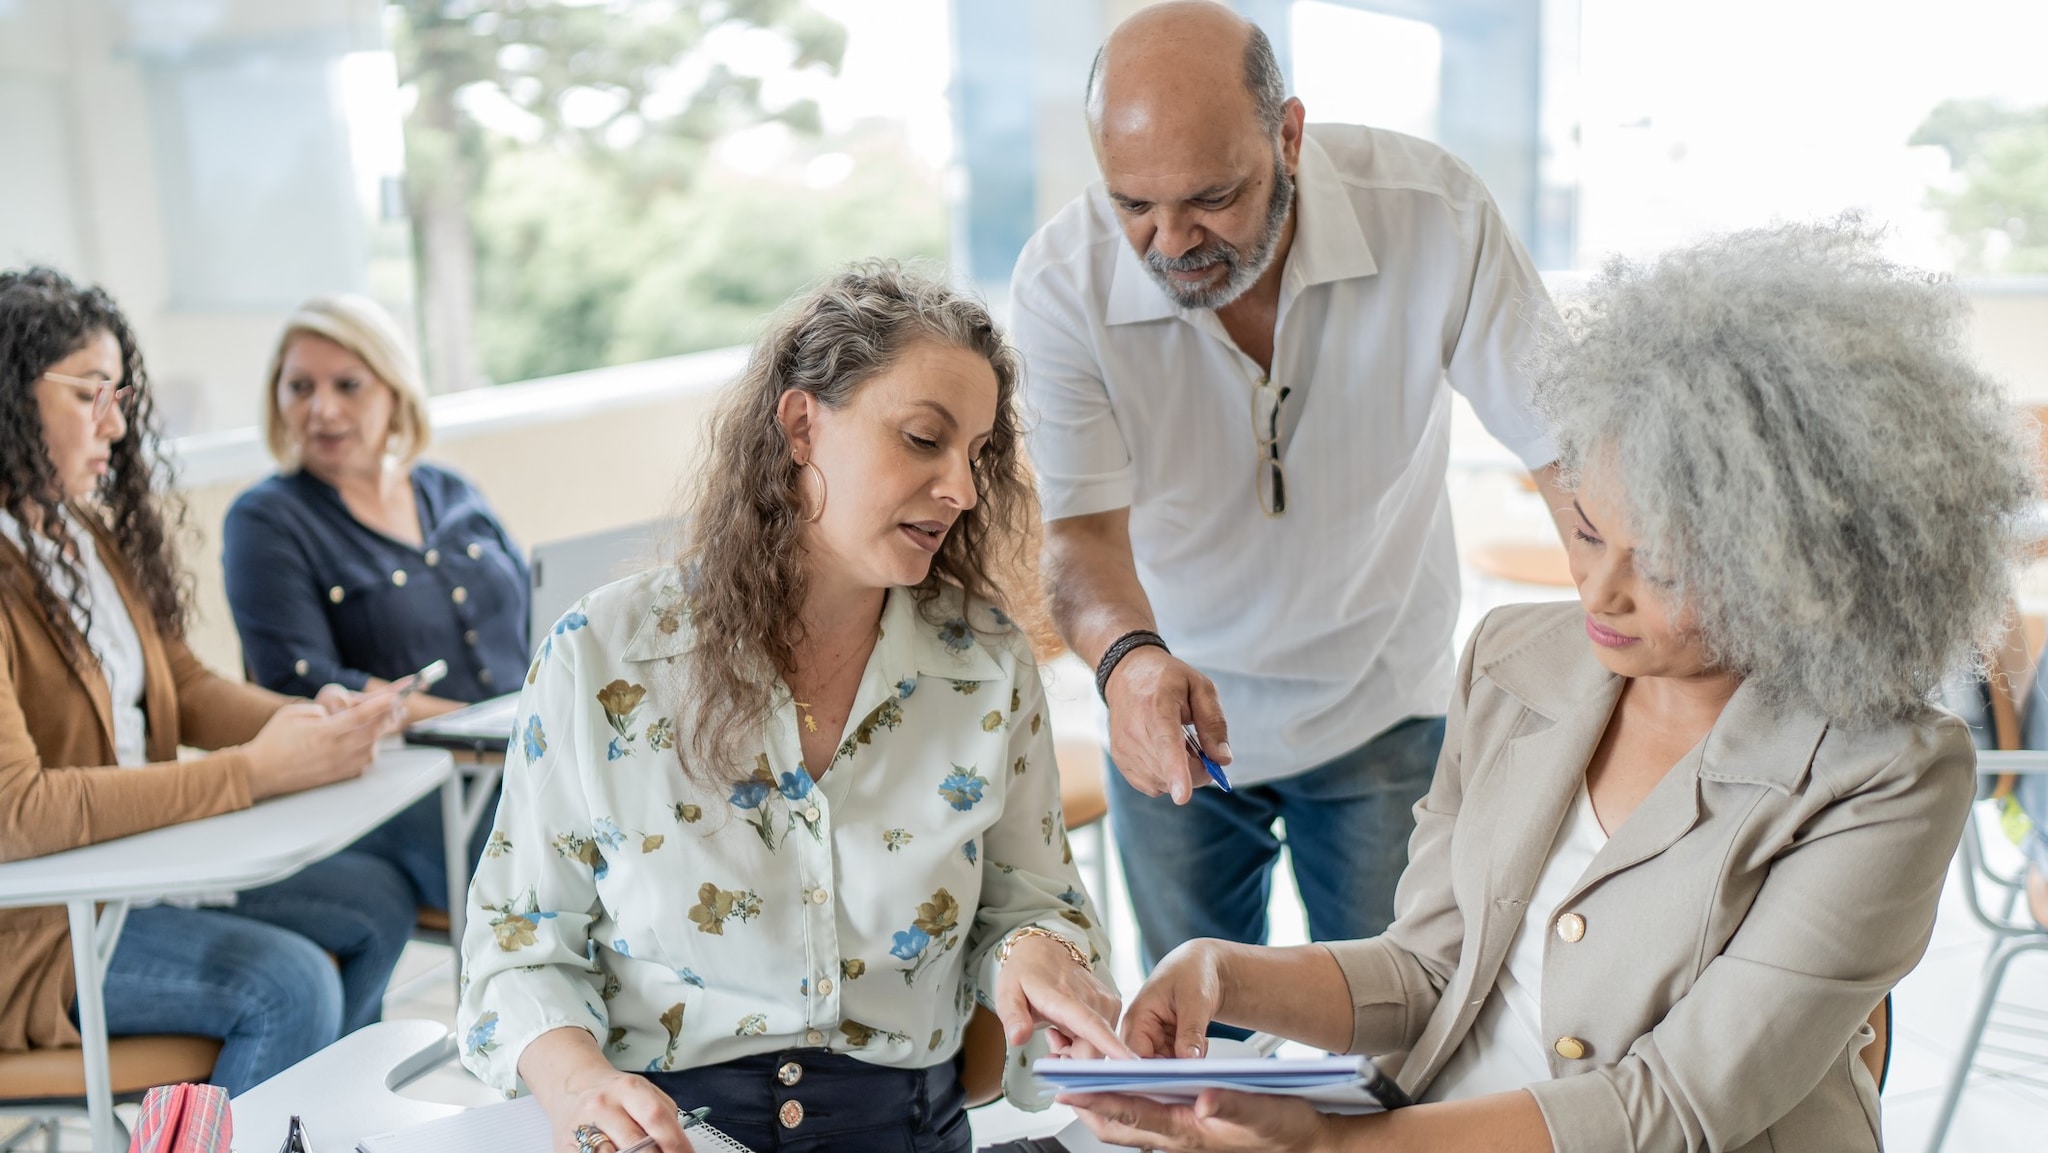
[355,1094,754,1153]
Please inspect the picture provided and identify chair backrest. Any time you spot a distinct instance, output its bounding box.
[528,519,671,642]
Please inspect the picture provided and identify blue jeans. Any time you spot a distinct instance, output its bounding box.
[1107,715,1445,969]
[82,851,415,1095]
[2018,771,2048,876]
[345,791,494,912]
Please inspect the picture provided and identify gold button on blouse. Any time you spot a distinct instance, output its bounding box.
[451,586,469,604]
[778,1100,805,1129]
[804,1028,825,1046]
[464,629,479,646]
[424,549,440,566]
[1554,1036,1588,1060]
[391,569,407,587]
[815,977,833,996]
[293,659,309,677]
[1555,913,1586,943]
[466,542,483,559]
[810,887,829,905]
[777,1061,803,1086]
[328,586,344,604]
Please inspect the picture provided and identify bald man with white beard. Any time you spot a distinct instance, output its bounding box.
[1015,0,1569,990]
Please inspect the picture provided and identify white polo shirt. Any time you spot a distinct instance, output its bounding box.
[1012,124,1557,786]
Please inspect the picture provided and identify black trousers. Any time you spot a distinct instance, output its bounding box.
[645,1048,971,1152]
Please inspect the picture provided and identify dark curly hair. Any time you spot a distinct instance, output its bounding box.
[0,267,188,653]
[676,261,1034,778]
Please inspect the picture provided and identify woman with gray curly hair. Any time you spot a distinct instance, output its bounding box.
[1060,220,2035,1153]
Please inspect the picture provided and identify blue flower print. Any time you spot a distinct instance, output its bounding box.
[607,737,628,761]
[896,677,918,699]
[676,968,706,988]
[614,938,632,957]
[778,771,814,801]
[465,1011,500,1057]
[988,606,1013,628]
[937,618,973,651]
[938,765,989,812]
[961,840,978,865]
[592,819,627,850]
[890,926,933,961]
[520,714,547,761]
[1058,886,1085,908]
[730,779,772,810]
[555,611,589,635]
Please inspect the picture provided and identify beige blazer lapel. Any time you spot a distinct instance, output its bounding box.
[0,534,117,758]
[1401,634,1623,1089]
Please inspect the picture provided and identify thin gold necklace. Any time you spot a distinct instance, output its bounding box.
[790,622,880,734]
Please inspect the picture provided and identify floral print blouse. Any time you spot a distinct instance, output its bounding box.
[457,569,1109,1102]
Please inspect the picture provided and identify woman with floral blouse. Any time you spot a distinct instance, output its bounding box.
[457,263,1126,1153]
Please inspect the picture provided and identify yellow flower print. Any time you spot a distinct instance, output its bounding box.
[840,957,867,981]
[597,679,647,750]
[689,881,764,935]
[883,828,913,852]
[641,833,665,853]
[674,802,703,823]
[929,1029,945,1051]
[735,1013,769,1037]
[1029,713,1041,734]
[913,889,961,938]
[646,717,676,751]
[949,679,981,695]
[1012,755,1027,777]
[660,1002,686,1042]
[1042,812,1057,844]
[605,1026,628,1052]
[1060,907,1094,931]
[1011,688,1022,713]
[484,830,513,858]
[981,710,1004,732]
[839,1019,876,1047]
[492,913,537,951]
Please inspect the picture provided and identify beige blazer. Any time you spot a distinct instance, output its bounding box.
[0,517,284,1052]
[1326,601,1974,1153]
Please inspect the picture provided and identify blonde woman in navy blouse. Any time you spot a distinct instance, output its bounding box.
[223,296,528,912]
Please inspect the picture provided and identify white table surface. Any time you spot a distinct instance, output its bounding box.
[0,746,453,1153]
[0,746,453,908]
[230,1019,468,1152]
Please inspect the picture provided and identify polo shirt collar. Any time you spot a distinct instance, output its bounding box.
[1104,133,1377,328]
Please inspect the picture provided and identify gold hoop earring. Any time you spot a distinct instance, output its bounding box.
[802,460,827,523]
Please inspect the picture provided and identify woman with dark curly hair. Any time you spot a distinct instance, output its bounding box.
[457,262,1125,1153]
[1061,220,2036,1153]
[0,268,415,1094]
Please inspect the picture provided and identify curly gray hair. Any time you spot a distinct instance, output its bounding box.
[1531,219,2038,725]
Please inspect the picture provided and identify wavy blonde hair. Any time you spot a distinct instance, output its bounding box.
[677,261,1033,778]
[262,295,432,468]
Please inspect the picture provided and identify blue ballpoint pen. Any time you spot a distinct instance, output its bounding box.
[1182,724,1232,793]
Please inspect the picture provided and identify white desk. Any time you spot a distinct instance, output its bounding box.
[230,1018,1134,1153]
[0,747,454,1153]
[230,1019,467,1152]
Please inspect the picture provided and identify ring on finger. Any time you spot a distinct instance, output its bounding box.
[572,1123,613,1153]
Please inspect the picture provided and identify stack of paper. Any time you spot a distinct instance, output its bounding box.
[1031,1055,1406,1114]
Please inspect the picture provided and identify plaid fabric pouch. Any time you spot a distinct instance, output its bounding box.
[128,1083,233,1153]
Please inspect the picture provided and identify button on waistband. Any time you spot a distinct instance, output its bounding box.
[777,1061,803,1086]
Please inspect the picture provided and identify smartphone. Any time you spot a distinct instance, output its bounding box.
[394,659,449,700]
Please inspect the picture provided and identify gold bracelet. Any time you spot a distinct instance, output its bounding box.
[997,925,1091,971]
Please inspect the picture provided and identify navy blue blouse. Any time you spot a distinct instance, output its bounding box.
[222,462,531,703]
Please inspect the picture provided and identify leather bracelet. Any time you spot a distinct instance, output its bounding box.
[997,925,1092,971]
[1095,628,1167,702]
